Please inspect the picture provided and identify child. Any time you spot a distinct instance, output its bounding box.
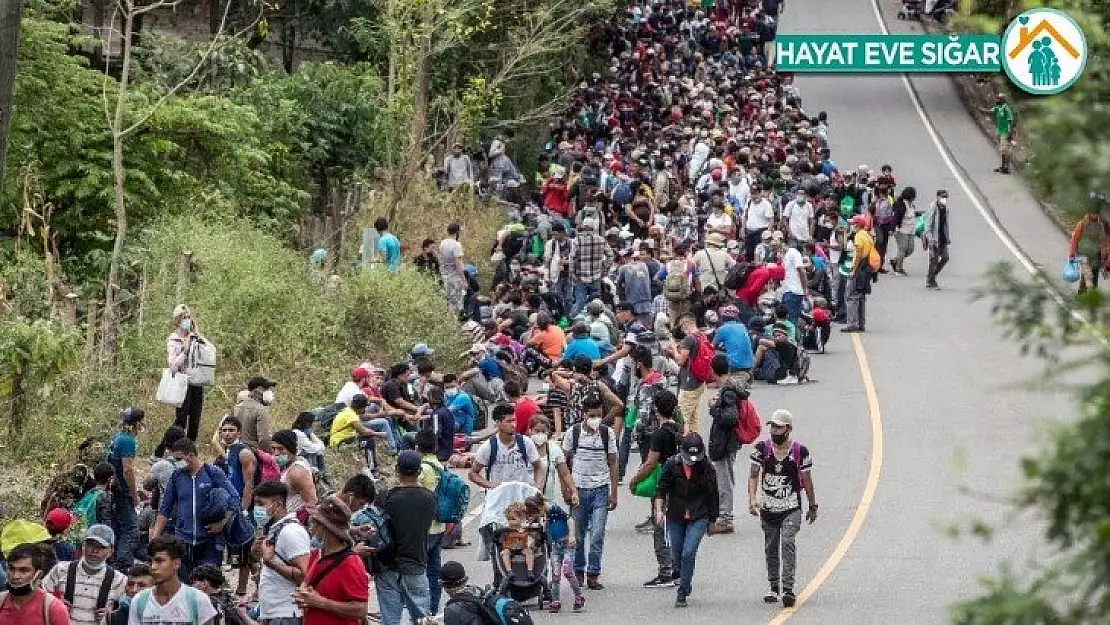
[74,462,117,529]
[499,502,535,575]
[546,505,584,613]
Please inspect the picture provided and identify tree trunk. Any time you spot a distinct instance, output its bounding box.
[101,8,136,361]
[0,0,24,195]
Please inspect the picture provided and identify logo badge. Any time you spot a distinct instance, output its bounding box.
[1001,8,1088,95]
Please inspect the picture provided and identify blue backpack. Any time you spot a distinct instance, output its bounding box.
[422,461,471,523]
[546,505,570,542]
[448,587,534,625]
[611,181,634,205]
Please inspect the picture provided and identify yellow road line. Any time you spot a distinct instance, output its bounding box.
[769,333,885,624]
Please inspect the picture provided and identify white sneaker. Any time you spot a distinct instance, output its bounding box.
[779,375,799,385]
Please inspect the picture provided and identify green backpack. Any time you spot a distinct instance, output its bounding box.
[73,489,99,527]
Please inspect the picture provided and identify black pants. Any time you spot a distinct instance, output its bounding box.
[156,385,204,455]
[744,228,766,263]
[926,244,950,285]
[875,227,892,269]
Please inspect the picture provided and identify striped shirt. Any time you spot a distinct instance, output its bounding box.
[43,561,126,625]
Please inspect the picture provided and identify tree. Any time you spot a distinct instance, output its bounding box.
[0,0,23,193]
[0,318,79,438]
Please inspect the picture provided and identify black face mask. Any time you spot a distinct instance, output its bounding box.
[673,328,687,340]
[7,581,34,597]
[771,433,788,445]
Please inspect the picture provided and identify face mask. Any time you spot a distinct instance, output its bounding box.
[173,459,187,470]
[531,433,549,446]
[586,418,602,430]
[681,455,696,466]
[262,389,275,405]
[180,318,193,332]
[445,388,459,399]
[938,198,947,206]
[275,454,291,469]
[6,579,35,597]
[82,557,107,572]
[771,432,789,445]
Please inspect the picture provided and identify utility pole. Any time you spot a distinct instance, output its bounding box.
[0,0,23,194]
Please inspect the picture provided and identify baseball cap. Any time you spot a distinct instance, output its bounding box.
[396,450,423,476]
[767,409,793,427]
[45,508,76,534]
[247,376,276,390]
[679,434,707,464]
[351,367,371,380]
[84,524,116,547]
[411,343,435,358]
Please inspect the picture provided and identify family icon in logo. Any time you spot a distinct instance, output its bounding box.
[1001,8,1088,95]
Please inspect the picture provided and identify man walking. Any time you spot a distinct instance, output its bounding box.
[922,189,951,290]
[563,396,619,590]
[107,407,144,569]
[376,451,437,625]
[43,525,127,625]
[568,218,613,319]
[671,314,711,434]
[748,410,817,609]
[0,544,72,625]
[990,94,1014,174]
[707,356,743,533]
[440,222,467,313]
[253,481,310,625]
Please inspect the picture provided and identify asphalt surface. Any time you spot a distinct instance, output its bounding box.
[396,1,1094,623]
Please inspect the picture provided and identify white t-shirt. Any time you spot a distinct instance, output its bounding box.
[128,585,217,625]
[535,443,567,503]
[706,212,733,232]
[783,201,813,242]
[335,381,362,407]
[439,238,465,274]
[746,199,775,231]
[563,424,618,489]
[475,434,540,486]
[258,514,312,619]
[781,247,806,295]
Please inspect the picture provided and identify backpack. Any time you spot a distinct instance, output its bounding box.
[503,232,526,259]
[759,439,804,492]
[688,334,716,384]
[565,423,612,471]
[611,181,634,205]
[735,398,761,445]
[579,164,600,187]
[230,443,281,485]
[64,562,117,612]
[422,461,471,523]
[546,505,570,542]
[361,505,396,565]
[875,197,894,226]
[0,589,56,624]
[485,434,530,481]
[73,488,99,527]
[663,260,692,301]
[723,261,754,290]
[134,587,201,625]
[448,587,535,625]
[184,338,217,386]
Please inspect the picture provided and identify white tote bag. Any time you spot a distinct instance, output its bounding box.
[156,369,189,407]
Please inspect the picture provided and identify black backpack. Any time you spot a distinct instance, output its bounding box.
[447,587,535,625]
[723,261,754,290]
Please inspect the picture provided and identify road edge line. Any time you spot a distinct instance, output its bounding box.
[769,333,885,624]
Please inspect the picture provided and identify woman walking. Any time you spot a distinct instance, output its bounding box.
[889,187,918,276]
[654,433,719,608]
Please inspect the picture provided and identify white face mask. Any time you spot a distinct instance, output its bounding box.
[531,433,549,446]
[586,418,602,431]
[938,198,947,206]
[262,389,275,405]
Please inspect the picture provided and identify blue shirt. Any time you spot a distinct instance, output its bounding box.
[159,464,240,545]
[378,232,402,272]
[562,337,601,362]
[107,431,137,497]
[447,391,477,430]
[713,321,754,370]
[477,357,503,380]
[423,405,456,460]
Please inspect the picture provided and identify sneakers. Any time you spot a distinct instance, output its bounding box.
[548,600,562,613]
[573,595,586,612]
[643,575,677,588]
[926,282,940,290]
[783,591,797,607]
[634,517,655,533]
[674,595,688,608]
[586,575,605,590]
[763,587,781,603]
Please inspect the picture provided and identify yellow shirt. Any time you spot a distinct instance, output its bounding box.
[852,229,875,272]
[419,454,445,535]
[329,407,361,448]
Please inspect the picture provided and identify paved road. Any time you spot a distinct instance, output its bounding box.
[414,1,1089,623]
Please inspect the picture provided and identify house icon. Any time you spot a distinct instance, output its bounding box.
[1008,19,1081,60]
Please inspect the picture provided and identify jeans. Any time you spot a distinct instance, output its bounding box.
[549,538,583,602]
[572,485,610,576]
[711,452,736,522]
[554,274,573,316]
[762,509,803,593]
[652,499,673,577]
[376,569,431,625]
[926,244,950,285]
[666,517,709,598]
[179,540,223,582]
[781,292,804,326]
[426,533,444,614]
[571,280,602,319]
[357,418,398,471]
[112,493,138,568]
[845,272,868,330]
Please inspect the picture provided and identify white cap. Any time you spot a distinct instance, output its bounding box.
[768,409,793,427]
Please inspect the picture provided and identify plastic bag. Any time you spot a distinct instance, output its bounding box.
[914,214,926,238]
[632,465,661,498]
[156,369,189,407]
[1061,259,1081,283]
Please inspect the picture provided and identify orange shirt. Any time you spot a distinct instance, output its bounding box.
[530,325,566,361]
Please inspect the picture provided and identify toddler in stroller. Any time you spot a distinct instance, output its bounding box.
[484,493,551,607]
[499,502,537,573]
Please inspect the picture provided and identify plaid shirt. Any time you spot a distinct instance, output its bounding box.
[651,294,670,318]
[570,233,612,283]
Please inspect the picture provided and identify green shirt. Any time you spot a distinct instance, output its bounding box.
[992,103,1014,137]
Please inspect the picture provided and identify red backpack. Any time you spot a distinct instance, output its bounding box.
[688,333,717,384]
[734,398,761,445]
[253,448,282,483]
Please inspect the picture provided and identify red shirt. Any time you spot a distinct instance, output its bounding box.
[0,590,71,625]
[737,265,785,306]
[303,549,370,625]
[514,397,540,435]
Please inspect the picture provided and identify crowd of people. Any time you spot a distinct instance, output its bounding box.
[0,1,985,625]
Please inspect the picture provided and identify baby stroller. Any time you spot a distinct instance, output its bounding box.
[476,482,551,608]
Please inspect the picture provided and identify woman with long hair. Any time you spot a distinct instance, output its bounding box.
[654,433,719,608]
[890,186,919,276]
